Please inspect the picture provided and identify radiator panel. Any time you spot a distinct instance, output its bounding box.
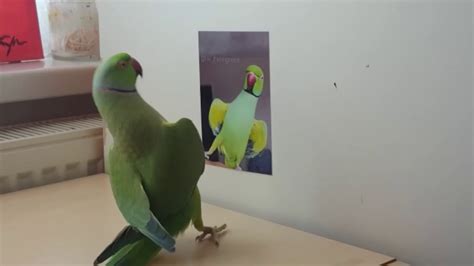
[0,115,104,194]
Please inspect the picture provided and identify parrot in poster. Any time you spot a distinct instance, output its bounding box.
[92,53,226,266]
[206,65,268,169]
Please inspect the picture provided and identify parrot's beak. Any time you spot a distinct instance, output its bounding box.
[131,58,143,77]
[246,72,256,89]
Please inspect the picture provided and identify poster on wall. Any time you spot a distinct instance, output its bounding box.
[199,31,272,175]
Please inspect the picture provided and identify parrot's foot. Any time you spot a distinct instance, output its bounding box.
[204,151,211,160]
[195,224,227,246]
[236,166,242,171]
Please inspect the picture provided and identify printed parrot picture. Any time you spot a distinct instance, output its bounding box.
[206,65,268,169]
[93,53,226,266]
[199,31,272,175]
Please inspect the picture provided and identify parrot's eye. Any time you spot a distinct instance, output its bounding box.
[117,61,127,69]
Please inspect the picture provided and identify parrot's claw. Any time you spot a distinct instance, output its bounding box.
[195,224,227,246]
[204,151,210,160]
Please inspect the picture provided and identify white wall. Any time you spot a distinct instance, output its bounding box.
[97,1,473,265]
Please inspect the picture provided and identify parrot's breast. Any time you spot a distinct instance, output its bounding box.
[220,92,259,161]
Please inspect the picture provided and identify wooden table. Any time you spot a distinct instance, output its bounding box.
[0,174,404,265]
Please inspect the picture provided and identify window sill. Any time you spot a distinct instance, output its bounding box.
[0,58,98,104]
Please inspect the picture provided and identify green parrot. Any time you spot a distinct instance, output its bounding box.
[92,53,226,266]
[206,65,268,169]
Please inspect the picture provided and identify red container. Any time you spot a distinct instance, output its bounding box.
[0,0,44,63]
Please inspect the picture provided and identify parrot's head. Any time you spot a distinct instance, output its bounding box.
[93,52,143,94]
[243,65,264,97]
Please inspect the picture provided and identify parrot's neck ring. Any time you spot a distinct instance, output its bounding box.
[104,88,137,93]
[244,88,259,98]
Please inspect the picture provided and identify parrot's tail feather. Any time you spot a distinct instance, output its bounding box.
[94,226,161,266]
[94,226,143,265]
[105,238,160,266]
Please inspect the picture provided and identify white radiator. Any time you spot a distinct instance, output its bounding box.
[0,115,104,194]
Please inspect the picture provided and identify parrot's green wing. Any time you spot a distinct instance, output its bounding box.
[162,118,205,177]
[108,148,176,252]
[246,120,268,158]
[208,98,228,136]
[136,116,205,232]
[155,117,205,208]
